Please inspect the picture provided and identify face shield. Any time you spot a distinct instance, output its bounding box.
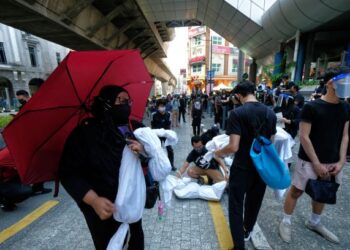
[276,94,285,107]
[276,94,292,108]
[332,73,350,98]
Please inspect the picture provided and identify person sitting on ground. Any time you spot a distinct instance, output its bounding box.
[16,89,52,195]
[175,136,228,184]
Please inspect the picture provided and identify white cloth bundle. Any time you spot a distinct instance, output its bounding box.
[107,146,145,250]
[134,127,172,181]
[151,128,178,146]
[173,179,227,201]
[166,176,226,201]
[274,127,295,161]
[203,134,231,162]
[108,127,173,250]
[134,127,173,206]
[273,127,295,202]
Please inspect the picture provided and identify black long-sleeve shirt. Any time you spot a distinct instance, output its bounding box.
[59,119,143,206]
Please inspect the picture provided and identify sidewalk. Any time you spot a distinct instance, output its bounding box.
[142,113,221,250]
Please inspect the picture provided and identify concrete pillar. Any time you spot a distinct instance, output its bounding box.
[291,30,300,81]
[346,43,350,67]
[161,81,168,95]
[272,51,283,88]
[249,59,257,83]
[304,33,315,80]
[294,38,305,82]
[149,77,156,97]
[237,50,245,81]
[273,43,286,76]
[273,52,283,75]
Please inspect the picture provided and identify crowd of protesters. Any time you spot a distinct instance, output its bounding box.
[144,66,350,250]
[1,66,350,250]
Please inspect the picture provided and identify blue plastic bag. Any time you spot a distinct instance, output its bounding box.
[250,135,291,189]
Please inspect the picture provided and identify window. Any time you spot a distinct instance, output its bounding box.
[212,36,223,45]
[192,64,202,73]
[192,36,202,46]
[232,63,238,73]
[212,63,221,72]
[28,46,37,67]
[0,42,7,64]
[56,52,61,65]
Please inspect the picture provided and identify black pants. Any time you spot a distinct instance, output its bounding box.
[81,204,144,250]
[166,145,174,167]
[160,137,174,168]
[192,125,200,136]
[228,166,266,250]
[178,109,186,123]
[0,179,32,205]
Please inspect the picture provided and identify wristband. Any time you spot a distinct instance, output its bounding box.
[176,170,182,177]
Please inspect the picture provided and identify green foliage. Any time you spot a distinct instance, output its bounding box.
[296,79,320,86]
[262,53,296,83]
[0,115,13,128]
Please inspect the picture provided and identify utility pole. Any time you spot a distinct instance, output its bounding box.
[209,36,213,93]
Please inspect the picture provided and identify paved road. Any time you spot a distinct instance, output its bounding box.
[1,111,349,250]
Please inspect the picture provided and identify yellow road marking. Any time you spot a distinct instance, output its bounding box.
[208,201,234,250]
[0,200,59,244]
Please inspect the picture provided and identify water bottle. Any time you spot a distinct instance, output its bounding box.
[333,73,350,98]
[157,200,164,221]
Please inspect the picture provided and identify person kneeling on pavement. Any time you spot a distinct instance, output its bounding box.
[176,136,228,184]
[0,164,32,211]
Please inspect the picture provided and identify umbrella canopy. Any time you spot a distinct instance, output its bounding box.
[3,50,153,184]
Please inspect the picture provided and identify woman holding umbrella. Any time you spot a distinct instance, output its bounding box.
[59,85,146,250]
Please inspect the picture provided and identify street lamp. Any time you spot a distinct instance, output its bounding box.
[209,36,213,94]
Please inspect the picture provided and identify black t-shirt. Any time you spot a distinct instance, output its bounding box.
[151,111,171,129]
[298,99,350,163]
[186,148,220,170]
[226,102,277,170]
[186,148,208,163]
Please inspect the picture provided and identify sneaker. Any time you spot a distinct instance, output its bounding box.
[197,176,205,185]
[1,202,17,212]
[305,220,339,244]
[32,188,52,196]
[244,230,252,241]
[171,166,176,171]
[279,220,291,243]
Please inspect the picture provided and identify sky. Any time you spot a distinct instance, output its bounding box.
[165,27,188,77]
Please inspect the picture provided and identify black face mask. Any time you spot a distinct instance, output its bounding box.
[109,104,131,125]
[18,99,27,105]
[195,147,204,153]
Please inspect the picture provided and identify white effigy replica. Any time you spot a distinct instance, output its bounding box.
[107,127,175,250]
[166,127,294,203]
[163,134,232,202]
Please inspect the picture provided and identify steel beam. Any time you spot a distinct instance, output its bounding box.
[61,0,94,24]
[117,30,146,49]
[86,5,124,37]
[103,17,139,46]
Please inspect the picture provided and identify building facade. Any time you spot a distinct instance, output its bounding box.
[187,26,250,95]
[0,23,70,109]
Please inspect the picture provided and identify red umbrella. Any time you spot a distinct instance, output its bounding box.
[3,50,153,184]
[0,148,18,182]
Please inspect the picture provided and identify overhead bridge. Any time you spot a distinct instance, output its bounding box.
[0,0,176,85]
